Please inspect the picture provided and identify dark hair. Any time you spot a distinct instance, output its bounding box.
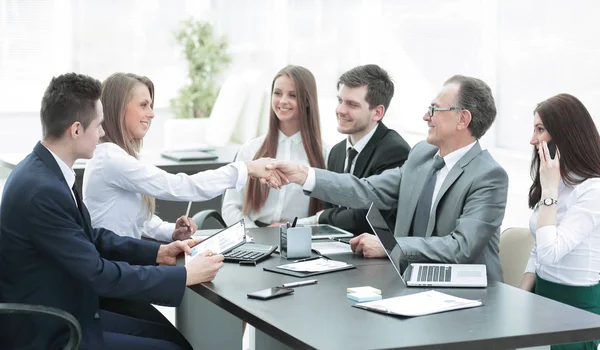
[528,93,600,208]
[40,73,102,139]
[337,64,394,115]
[244,65,326,215]
[444,75,496,139]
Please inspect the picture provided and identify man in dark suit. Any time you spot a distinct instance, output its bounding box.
[297,65,410,235]
[0,73,225,349]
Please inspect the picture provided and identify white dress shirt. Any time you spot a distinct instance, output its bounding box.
[296,124,380,226]
[303,141,477,215]
[343,123,379,174]
[83,142,248,242]
[222,130,329,228]
[525,178,600,286]
[430,141,476,212]
[45,145,77,205]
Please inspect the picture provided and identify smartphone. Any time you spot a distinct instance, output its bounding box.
[247,287,294,300]
[547,140,557,159]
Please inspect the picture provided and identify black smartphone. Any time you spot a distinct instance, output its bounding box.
[547,140,557,159]
[247,287,294,300]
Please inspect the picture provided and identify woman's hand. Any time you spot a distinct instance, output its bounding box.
[538,140,561,198]
[172,216,198,241]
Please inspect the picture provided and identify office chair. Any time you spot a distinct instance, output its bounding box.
[499,227,534,287]
[192,209,227,229]
[0,303,82,350]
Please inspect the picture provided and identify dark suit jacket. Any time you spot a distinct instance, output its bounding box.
[318,123,410,235]
[0,142,186,350]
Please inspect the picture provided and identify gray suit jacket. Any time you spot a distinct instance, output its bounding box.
[309,141,508,281]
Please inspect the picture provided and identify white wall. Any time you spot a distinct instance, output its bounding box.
[3,0,600,231]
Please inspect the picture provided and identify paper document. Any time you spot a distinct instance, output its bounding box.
[277,258,350,272]
[311,241,353,255]
[354,290,482,317]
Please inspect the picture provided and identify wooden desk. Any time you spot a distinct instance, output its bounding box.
[0,146,239,225]
[177,228,600,350]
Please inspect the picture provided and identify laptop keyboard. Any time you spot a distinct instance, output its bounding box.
[223,244,276,263]
[417,265,452,282]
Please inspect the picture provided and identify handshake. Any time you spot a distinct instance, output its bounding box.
[245,158,309,189]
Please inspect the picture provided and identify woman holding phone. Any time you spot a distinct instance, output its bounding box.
[519,93,600,349]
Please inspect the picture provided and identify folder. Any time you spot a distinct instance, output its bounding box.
[263,257,355,278]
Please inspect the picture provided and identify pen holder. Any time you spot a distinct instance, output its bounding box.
[279,225,312,259]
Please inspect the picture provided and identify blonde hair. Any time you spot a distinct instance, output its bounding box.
[101,73,156,217]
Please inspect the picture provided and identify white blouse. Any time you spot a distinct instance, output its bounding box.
[222,130,329,228]
[525,178,600,286]
[83,142,247,242]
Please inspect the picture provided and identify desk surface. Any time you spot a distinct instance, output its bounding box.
[187,228,600,350]
[0,145,239,175]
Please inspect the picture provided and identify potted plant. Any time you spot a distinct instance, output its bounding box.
[165,18,231,149]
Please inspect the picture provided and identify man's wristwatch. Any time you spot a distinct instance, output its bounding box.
[539,198,558,206]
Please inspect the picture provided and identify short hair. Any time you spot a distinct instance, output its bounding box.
[40,73,102,139]
[337,64,394,114]
[444,75,496,139]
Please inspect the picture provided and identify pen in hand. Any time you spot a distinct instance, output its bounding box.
[183,201,192,230]
[291,217,298,228]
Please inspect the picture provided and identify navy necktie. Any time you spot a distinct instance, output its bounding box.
[411,155,445,237]
[344,147,359,174]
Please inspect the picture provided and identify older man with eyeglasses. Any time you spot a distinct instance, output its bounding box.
[267,75,508,282]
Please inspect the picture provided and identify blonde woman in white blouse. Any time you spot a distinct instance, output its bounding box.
[83,73,282,243]
[519,94,600,350]
[222,65,329,228]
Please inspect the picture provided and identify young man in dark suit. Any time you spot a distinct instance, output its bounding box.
[297,65,410,235]
[0,73,225,349]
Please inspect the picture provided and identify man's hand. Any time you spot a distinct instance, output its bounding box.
[349,233,386,258]
[185,250,225,286]
[172,216,198,241]
[156,237,202,265]
[265,160,309,186]
[246,158,288,189]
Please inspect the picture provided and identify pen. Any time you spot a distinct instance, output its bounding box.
[282,279,318,288]
[330,237,350,244]
[291,217,298,228]
[183,201,192,228]
[293,256,321,263]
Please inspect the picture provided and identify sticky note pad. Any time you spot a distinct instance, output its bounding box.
[347,292,383,302]
[346,286,382,295]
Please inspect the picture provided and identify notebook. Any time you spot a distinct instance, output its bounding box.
[366,204,487,288]
[185,219,276,264]
[353,290,482,317]
[161,150,218,161]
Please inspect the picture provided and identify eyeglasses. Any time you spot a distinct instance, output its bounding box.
[428,105,463,117]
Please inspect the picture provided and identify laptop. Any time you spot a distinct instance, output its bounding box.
[186,219,277,264]
[160,150,218,161]
[366,204,487,287]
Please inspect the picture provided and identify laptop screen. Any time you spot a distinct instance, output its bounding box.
[366,204,409,277]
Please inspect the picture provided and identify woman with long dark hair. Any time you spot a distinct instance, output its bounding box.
[519,93,600,349]
[222,65,328,227]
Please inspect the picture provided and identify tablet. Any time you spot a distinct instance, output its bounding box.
[306,224,354,240]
